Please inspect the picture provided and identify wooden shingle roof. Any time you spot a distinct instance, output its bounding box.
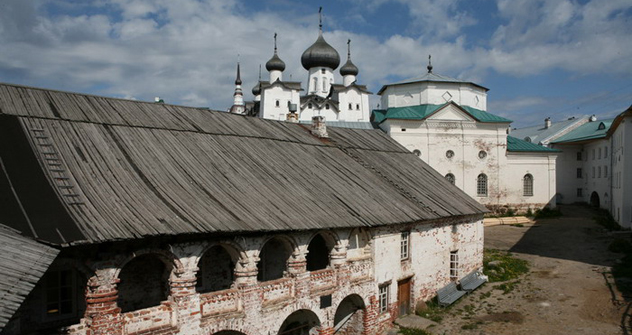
[0,224,59,329]
[0,83,486,245]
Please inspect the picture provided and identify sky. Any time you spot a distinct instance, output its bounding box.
[0,0,631,128]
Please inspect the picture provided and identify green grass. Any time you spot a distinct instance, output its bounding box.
[493,281,520,294]
[399,327,433,335]
[483,249,529,282]
[534,207,562,219]
[594,209,622,231]
[417,299,445,323]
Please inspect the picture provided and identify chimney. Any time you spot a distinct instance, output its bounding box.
[311,116,328,138]
[589,114,597,122]
[286,112,299,123]
[154,96,164,103]
[544,117,551,129]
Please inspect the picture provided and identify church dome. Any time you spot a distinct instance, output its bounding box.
[301,33,340,70]
[340,59,358,76]
[252,82,261,96]
[266,53,285,72]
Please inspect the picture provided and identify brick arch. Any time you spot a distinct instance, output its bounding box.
[196,241,246,293]
[257,235,297,282]
[113,248,184,280]
[334,294,366,335]
[277,309,321,335]
[306,230,340,271]
[196,240,247,268]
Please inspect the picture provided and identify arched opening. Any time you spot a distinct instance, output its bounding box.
[278,309,320,335]
[306,233,333,271]
[523,174,533,196]
[118,254,170,313]
[347,228,369,259]
[258,237,292,282]
[197,245,237,293]
[334,294,366,335]
[590,191,600,208]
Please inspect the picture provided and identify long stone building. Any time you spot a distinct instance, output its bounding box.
[0,83,486,335]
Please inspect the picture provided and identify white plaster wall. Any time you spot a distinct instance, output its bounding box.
[581,139,611,209]
[611,117,632,227]
[307,67,335,97]
[298,104,339,122]
[379,118,512,207]
[260,85,300,121]
[336,89,371,122]
[380,82,487,111]
[371,217,484,305]
[550,144,584,204]
[505,153,557,208]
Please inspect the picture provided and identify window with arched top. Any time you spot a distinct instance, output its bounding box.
[275,100,280,107]
[523,174,533,197]
[477,174,488,197]
[348,103,353,110]
[445,173,455,185]
[325,104,330,110]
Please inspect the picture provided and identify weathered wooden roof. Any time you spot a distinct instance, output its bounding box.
[0,83,486,245]
[0,224,59,329]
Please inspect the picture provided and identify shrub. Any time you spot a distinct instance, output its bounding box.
[483,249,529,282]
[534,207,562,219]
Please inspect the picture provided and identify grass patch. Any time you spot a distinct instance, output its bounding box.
[493,281,519,294]
[534,207,562,219]
[594,209,622,231]
[417,299,445,323]
[483,249,529,282]
[398,327,432,335]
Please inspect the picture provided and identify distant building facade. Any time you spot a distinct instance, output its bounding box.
[514,107,632,227]
[372,60,559,214]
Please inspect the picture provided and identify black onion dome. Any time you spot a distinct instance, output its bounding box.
[301,33,340,70]
[340,59,358,76]
[266,53,285,72]
[252,82,261,96]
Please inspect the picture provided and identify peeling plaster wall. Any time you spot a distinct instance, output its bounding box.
[9,216,483,335]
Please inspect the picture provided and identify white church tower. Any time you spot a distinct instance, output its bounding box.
[229,62,245,115]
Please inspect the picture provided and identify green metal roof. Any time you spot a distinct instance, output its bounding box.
[370,103,512,124]
[551,120,614,144]
[506,136,560,153]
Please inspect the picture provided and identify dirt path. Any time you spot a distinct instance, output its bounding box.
[429,205,626,335]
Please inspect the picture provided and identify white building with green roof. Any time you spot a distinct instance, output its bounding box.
[372,60,559,214]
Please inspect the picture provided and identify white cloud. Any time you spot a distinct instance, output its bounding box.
[0,0,630,113]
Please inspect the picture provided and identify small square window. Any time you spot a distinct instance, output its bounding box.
[576,152,582,161]
[577,188,583,197]
[576,168,582,179]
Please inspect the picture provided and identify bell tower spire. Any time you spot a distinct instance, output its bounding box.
[229,59,245,114]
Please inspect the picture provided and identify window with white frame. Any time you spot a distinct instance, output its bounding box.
[523,174,533,196]
[400,231,410,260]
[379,284,390,313]
[449,250,459,281]
[477,174,488,197]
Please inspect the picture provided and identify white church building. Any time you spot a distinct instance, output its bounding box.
[371,60,559,214]
[232,14,372,124]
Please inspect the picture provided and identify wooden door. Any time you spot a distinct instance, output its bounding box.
[397,278,411,316]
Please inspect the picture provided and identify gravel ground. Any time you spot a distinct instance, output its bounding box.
[426,204,628,335]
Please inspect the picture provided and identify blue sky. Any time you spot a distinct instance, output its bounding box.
[1,0,631,127]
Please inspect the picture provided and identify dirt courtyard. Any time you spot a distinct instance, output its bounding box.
[427,205,629,335]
